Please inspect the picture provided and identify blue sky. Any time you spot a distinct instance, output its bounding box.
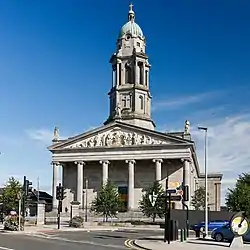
[0,0,249,203]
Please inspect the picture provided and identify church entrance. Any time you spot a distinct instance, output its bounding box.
[118,186,128,212]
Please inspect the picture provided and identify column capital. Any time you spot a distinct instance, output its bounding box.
[51,161,60,166]
[152,159,163,163]
[74,161,85,166]
[125,160,136,164]
[181,158,192,163]
[99,160,110,165]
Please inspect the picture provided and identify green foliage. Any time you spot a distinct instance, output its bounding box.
[0,177,22,213]
[191,186,206,210]
[4,215,24,231]
[226,173,250,216]
[139,181,165,222]
[90,181,121,222]
[69,216,84,228]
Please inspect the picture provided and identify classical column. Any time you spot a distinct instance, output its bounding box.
[111,67,114,88]
[182,158,191,207]
[74,161,85,208]
[126,160,135,211]
[153,159,163,181]
[52,162,59,210]
[116,60,121,86]
[100,161,110,185]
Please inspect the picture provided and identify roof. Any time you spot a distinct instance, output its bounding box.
[118,4,144,39]
[199,173,223,180]
[48,120,194,152]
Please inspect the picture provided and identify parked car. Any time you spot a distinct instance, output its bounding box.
[191,220,229,232]
[211,224,250,242]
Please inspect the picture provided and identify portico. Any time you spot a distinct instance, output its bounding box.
[49,121,197,211]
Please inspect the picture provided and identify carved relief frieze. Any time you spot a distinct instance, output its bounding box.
[66,127,168,149]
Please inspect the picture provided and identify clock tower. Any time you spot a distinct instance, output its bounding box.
[104,4,155,130]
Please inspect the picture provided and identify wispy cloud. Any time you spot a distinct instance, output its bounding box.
[191,113,250,204]
[152,91,223,111]
[26,128,54,144]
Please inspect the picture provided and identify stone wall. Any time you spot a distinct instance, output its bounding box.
[198,174,222,211]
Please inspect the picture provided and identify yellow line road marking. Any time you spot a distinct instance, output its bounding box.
[124,239,144,250]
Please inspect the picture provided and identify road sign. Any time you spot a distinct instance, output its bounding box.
[167,182,182,195]
[167,189,177,194]
[149,192,158,206]
[229,211,250,248]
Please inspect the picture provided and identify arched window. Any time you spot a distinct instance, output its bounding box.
[145,70,148,86]
[138,62,144,85]
[139,95,143,110]
[125,64,132,83]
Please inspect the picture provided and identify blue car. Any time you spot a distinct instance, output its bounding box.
[211,224,250,242]
[191,220,229,232]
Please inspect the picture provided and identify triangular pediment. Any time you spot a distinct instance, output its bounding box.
[49,121,192,151]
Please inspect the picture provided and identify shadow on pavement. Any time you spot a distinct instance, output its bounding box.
[187,238,229,248]
[116,230,139,234]
[95,234,126,239]
[139,237,163,241]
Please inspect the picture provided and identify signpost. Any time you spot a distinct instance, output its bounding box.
[17,191,22,231]
[149,191,157,207]
[229,211,249,248]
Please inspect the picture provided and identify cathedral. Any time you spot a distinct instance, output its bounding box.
[48,4,222,213]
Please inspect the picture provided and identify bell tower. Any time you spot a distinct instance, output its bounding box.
[104,4,155,130]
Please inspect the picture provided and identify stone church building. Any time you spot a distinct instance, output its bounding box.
[48,4,222,213]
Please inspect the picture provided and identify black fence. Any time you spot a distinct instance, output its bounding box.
[170,209,235,229]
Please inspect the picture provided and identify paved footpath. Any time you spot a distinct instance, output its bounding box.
[134,237,250,250]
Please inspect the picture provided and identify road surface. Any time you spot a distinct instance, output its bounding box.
[0,229,163,250]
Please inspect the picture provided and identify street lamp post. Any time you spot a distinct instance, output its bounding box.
[198,126,208,238]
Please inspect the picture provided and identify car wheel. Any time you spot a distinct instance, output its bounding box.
[214,233,223,242]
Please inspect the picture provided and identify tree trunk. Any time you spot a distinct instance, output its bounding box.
[153,214,156,223]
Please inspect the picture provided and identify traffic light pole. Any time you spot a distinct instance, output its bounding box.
[22,176,26,225]
[56,183,65,230]
[182,200,189,238]
[164,178,171,243]
[57,200,62,229]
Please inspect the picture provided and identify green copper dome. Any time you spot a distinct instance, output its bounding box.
[119,21,143,38]
[118,4,144,39]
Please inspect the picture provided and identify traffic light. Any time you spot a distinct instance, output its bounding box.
[56,183,66,200]
[23,176,32,196]
[56,184,62,200]
[183,185,189,201]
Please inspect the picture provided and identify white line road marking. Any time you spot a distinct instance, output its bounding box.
[0,246,15,250]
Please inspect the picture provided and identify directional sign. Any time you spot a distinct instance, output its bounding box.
[149,192,158,206]
[167,189,177,194]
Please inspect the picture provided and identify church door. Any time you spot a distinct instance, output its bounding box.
[118,186,128,212]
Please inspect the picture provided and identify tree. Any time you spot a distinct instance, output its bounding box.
[0,177,22,213]
[139,181,165,222]
[191,186,206,210]
[90,181,121,222]
[226,173,250,216]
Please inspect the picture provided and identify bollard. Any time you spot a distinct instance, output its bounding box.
[184,228,187,241]
[180,229,184,242]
